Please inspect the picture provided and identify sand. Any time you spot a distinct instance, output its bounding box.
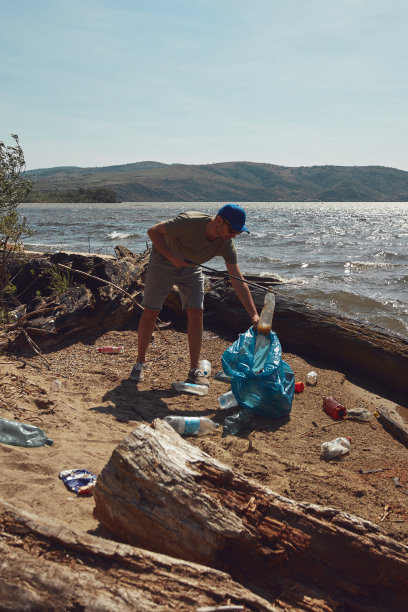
[0,324,407,545]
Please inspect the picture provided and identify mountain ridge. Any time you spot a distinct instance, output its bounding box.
[25,161,408,202]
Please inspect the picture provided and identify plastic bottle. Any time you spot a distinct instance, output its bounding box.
[51,379,62,392]
[321,436,351,459]
[198,359,211,376]
[306,371,318,386]
[0,417,53,448]
[163,415,218,435]
[171,382,209,396]
[254,290,275,373]
[347,407,375,422]
[323,396,347,420]
[218,390,239,410]
[257,290,276,335]
[97,346,124,354]
[222,409,253,437]
[214,371,231,383]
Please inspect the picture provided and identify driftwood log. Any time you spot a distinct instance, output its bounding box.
[4,248,408,404]
[203,281,408,402]
[94,419,408,611]
[0,498,277,612]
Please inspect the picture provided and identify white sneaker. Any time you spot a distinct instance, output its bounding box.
[129,362,145,382]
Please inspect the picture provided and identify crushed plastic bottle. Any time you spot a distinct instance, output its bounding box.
[218,390,239,410]
[198,359,211,377]
[214,371,231,383]
[171,382,209,396]
[306,371,318,385]
[0,417,53,448]
[321,436,351,459]
[222,409,253,437]
[347,407,375,422]
[163,415,218,435]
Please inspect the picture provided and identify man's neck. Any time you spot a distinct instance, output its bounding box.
[205,217,218,242]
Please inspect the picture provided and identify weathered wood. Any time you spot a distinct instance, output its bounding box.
[204,281,408,401]
[0,498,277,612]
[94,419,408,611]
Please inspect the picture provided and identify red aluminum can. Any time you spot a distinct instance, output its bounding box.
[323,396,347,420]
[97,346,124,354]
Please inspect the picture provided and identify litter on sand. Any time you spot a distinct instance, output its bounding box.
[59,468,97,495]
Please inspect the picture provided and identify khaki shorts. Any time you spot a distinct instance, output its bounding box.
[142,247,205,311]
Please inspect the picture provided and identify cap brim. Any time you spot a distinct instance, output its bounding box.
[241,225,250,234]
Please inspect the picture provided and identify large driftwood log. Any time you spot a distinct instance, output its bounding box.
[0,498,277,612]
[94,419,408,611]
[204,282,408,401]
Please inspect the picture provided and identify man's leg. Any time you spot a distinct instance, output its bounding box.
[186,307,203,369]
[137,308,160,363]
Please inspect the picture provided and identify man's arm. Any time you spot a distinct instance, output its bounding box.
[226,262,259,327]
[148,222,187,268]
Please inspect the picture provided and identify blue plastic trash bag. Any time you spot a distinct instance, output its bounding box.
[59,469,97,495]
[221,328,295,418]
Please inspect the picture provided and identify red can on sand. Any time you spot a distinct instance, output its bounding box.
[97,346,124,354]
[323,396,347,420]
[295,382,305,393]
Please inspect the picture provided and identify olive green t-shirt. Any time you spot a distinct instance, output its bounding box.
[163,211,237,265]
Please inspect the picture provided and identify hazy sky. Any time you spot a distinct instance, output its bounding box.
[2,0,408,171]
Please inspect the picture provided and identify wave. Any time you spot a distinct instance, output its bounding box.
[107,231,138,240]
[344,260,399,271]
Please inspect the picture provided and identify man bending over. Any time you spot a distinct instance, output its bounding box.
[130,204,259,385]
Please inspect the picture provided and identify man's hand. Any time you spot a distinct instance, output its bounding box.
[170,254,189,268]
[251,312,260,329]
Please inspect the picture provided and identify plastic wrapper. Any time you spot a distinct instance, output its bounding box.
[59,468,97,495]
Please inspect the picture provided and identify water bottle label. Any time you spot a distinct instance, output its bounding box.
[183,417,201,435]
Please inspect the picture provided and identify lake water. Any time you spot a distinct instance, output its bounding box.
[20,202,408,338]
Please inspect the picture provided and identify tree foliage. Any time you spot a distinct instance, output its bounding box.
[0,134,33,315]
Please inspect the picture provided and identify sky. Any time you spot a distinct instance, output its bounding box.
[1,0,408,171]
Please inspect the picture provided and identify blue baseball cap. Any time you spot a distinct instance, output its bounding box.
[217,204,250,234]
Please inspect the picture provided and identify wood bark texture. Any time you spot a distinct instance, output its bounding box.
[94,419,408,611]
[0,498,277,612]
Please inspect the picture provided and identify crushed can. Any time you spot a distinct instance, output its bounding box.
[97,346,124,354]
[323,396,347,420]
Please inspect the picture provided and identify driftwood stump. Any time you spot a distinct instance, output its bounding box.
[94,419,408,611]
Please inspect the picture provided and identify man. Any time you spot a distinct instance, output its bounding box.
[130,204,259,384]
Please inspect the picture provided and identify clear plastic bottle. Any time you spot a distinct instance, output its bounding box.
[0,417,53,447]
[198,359,211,376]
[214,371,231,383]
[306,371,318,386]
[218,390,239,410]
[321,436,351,459]
[257,290,276,335]
[163,415,218,435]
[347,408,374,422]
[254,290,276,373]
[171,382,209,396]
[51,379,62,392]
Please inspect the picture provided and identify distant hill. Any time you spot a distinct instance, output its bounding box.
[24,161,408,202]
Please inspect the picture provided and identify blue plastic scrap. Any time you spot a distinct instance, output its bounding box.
[59,469,97,495]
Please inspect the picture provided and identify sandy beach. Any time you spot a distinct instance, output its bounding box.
[1,322,407,546]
